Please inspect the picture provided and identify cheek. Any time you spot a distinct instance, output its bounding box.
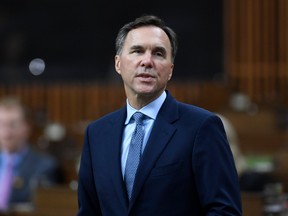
[158,64,173,79]
[18,127,29,138]
[160,70,172,81]
[120,66,134,81]
[1,127,26,139]
[0,128,12,137]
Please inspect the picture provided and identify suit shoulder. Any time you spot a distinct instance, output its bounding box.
[175,101,225,127]
[87,107,125,129]
[177,101,215,118]
[27,148,57,165]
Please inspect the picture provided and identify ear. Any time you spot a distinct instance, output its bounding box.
[168,64,174,80]
[115,55,121,75]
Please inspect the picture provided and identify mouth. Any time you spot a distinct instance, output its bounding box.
[136,73,155,79]
[136,73,156,81]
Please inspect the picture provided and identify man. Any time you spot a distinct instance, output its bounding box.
[0,96,59,212]
[77,14,242,215]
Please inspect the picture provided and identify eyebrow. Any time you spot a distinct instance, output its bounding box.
[130,45,142,51]
[130,45,167,56]
[154,46,167,57]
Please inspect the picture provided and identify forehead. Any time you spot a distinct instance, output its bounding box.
[0,106,24,119]
[125,26,171,50]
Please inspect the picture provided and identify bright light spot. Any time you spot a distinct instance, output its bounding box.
[29,58,45,76]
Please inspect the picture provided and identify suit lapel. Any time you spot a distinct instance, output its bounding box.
[104,108,130,208]
[128,92,179,210]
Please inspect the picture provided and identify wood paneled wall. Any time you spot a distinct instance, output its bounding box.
[225,0,288,106]
[0,0,287,172]
[0,81,229,128]
[0,82,230,183]
[0,0,287,125]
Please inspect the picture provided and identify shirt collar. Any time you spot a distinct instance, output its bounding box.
[125,91,167,125]
[0,146,28,166]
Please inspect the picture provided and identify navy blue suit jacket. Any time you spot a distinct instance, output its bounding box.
[0,147,58,209]
[77,91,242,216]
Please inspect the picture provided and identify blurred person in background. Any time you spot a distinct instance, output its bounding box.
[0,96,59,213]
[217,113,278,192]
[216,113,248,176]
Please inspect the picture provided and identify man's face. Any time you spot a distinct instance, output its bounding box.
[0,107,29,153]
[115,26,174,100]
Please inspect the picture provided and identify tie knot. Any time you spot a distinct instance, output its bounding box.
[133,112,145,124]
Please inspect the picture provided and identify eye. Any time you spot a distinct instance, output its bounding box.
[133,49,142,54]
[153,47,166,58]
[130,46,144,54]
[155,51,164,57]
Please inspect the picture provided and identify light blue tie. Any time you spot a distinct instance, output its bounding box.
[124,112,145,199]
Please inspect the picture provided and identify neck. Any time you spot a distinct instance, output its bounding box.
[127,91,164,110]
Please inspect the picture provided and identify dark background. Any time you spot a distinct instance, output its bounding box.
[0,0,224,83]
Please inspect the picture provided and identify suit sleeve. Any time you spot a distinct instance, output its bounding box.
[192,115,242,215]
[77,125,102,216]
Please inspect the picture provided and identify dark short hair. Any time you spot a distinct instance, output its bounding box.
[115,14,178,62]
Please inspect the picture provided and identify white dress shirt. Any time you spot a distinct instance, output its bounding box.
[121,91,167,177]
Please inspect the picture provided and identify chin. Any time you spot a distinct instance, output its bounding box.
[135,83,156,92]
[137,90,161,99]
[136,88,155,95]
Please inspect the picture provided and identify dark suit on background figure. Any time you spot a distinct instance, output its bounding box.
[0,146,58,207]
[77,15,242,215]
[0,96,59,212]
